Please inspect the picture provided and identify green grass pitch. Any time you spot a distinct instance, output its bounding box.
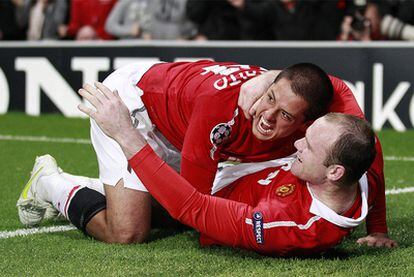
[0,113,413,276]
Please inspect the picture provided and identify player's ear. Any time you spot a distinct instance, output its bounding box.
[326,164,345,182]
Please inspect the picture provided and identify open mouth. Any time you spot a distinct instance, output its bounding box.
[257,116,274,135]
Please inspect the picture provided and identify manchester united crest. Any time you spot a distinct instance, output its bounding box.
[276,184,296,197]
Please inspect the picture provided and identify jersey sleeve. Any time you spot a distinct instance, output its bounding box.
[129,145,344,256]
[180,94,238,194]
[328,75,364,118]
[365,137,388,234]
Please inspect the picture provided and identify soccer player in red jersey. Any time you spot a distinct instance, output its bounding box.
[17,60,396,249]
[76,85,392,255]
[238,69,394,248]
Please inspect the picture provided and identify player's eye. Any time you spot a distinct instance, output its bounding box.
[267,93,274,103]
[281,111,293,121]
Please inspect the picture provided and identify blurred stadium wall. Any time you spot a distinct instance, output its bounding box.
[0,41,413,131]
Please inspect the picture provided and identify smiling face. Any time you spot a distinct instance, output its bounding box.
[290,117,341,184]
[251,78,309,141]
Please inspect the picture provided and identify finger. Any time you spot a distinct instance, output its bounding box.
[95,82,114,99]
[356,238,365,245]
[374,240,384,248]
[78,88,102,109]
[84,83,107,103]
[249,98,261,118]
[386,240,398,248]
[78,103,96,119]
[366,240,375,247]
[113,89,123,102]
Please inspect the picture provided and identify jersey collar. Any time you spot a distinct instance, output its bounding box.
[307,173,369,228]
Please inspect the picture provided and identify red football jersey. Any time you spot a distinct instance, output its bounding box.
[138,61,297,194]
[130,145,381,256]
[137,60,387,234]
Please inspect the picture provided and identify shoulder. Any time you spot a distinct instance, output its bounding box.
[328,75,349,92]
[328,75,364,118]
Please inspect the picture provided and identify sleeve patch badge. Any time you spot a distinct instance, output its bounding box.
[252,211,264,245]
[209,109,238,160]
[210,123,232,146]
[276,184,296,197]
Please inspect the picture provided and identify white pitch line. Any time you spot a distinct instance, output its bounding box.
[0,225,76,239]
[1,186,413,240]
[385,186,414,195]
[384,156,414,162]
[0,134,91,144]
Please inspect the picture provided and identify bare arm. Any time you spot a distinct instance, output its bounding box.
[238,70,280,119]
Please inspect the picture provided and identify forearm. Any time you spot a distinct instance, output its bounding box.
[366,184,388,234]
[366,177,388,234]
[366,142,388,234]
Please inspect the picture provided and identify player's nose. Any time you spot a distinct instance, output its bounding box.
[294,138,305,151]
[263,109,277,123]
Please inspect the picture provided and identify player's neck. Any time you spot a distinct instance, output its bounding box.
[309,181,358,214]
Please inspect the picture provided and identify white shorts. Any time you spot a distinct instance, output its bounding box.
[90,61,181,191]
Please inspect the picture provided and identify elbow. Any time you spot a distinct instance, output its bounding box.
[168,208,184,222]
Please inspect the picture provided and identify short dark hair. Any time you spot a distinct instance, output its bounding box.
[274,63,333,122]
[323,113,376,185]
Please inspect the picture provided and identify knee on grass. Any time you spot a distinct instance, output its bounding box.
[107,224,150,244]
[67,187,151,244]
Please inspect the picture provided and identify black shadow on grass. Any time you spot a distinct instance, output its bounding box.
[147,228,188,242]
[45,224,191,244]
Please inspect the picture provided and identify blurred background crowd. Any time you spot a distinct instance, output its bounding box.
[1,0,414,42]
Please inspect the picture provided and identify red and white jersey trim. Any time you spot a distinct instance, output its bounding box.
[245,215,322,230]
[308,173,369,228]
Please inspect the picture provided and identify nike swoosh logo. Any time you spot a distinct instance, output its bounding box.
[22,166,43,199]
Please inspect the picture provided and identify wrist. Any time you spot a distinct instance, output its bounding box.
[117,128,148,159]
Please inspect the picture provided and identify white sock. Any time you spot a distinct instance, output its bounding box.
[38,173,83,219]
[61,172,105,195]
